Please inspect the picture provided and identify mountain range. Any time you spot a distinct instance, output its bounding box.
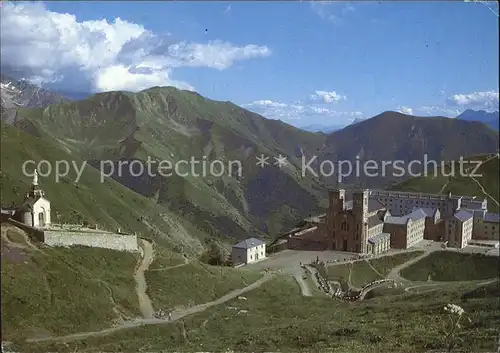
[299,118,366,133]
[1,76,498,250]
[299,124,343,133]
[456,109,499,131]
[0,74,70,112]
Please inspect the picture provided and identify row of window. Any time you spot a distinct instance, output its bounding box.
[249,252,264,260]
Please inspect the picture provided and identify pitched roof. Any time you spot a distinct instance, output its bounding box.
[454,210,473,222]
[368,199,386,212]
[483,212,500,223]
[385,216,409,225]
[407,208,427,221]
[368,232,391,244]
[368,214,383,228]
[460,199,486,210]
[412,207,437,218]
[233,237,265,249]
[457,208,485,218]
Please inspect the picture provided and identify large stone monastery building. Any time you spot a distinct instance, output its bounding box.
[281,188,499,255]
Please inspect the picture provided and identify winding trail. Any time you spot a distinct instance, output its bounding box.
[134,239,155,319]
[148,257,189,272]
[26,273,275,344]
[1,225,45,254]
[365,259,384,278]
[437,153,499,206]
[292,268,312,297]
[357,280,395,300]
[386,248,438,283]
[438,180,450,194]
[470,175,499,207]
[465,153,499,207]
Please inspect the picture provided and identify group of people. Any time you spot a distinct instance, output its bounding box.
[154,308,172,320]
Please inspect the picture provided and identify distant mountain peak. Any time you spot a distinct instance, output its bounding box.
[456,109,499,131]
[0,75,70,111]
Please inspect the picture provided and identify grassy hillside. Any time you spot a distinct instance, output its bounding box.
[0,124,207,254]
[1,224,264,345]
[146,262,262,310]
[1,226,139,342]
[20,276,500,353]
[390,153,499,212]
[400,251,500,281]
[324,251,424,288]
[319,111,499,188]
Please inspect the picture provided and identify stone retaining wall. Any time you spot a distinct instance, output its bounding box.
[43,230,139,252]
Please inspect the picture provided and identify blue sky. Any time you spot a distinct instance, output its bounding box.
[1,1,498,127]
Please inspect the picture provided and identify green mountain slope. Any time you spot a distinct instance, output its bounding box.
[0,125,208,254]
[5,87,329,238]
[389,153,499,212]
[5,90,499,240]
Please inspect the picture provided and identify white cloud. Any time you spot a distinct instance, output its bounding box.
[243,99,363,124]
[417,105,461,118]
[446,90,499,111]
[310,1,355,25]
[398,106,413,115]
[244,89,356,123]
[248,100,289,108]
[0,2,271,92]
[310,90,347,103]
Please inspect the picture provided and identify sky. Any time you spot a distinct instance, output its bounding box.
[0,1,499,128]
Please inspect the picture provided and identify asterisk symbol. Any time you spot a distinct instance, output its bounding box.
[256,154,269,168]
[274,154,288,168]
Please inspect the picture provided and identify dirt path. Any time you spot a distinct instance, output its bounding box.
[465,153,500,207]
[347,263,356,288]
[439,180,449,194]
[134,239,155,319]
[26,273,275,344]
[1,226,45,254]
[292,269,312,297]
[306,265,322,289]
[148,257,189,272]
[402,278,498,296]
[386,248,437,282]
[438,153,499,206]
[470,175,500,207]
[358,280,395,300]
[96,279,133,322]
[365,259,384,278]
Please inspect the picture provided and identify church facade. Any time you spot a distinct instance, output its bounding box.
[15,170,51,229]
[1,169,139,252]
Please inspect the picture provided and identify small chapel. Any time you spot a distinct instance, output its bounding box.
[14,169,52,228]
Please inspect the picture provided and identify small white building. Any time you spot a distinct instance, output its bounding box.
[16,169,51,228]
[231,237,266,266]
